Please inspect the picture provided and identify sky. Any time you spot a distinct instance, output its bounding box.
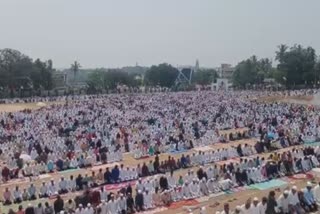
[0,0,319,69]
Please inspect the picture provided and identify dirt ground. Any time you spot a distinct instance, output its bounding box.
[0,102,65,113]
[0,102,315,214]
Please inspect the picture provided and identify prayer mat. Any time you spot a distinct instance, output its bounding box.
[288,173,314,180]
[169,149,188,155]
[58,168,79,174]
[194,146,212,152]
[39,174,52,179]
[168,199,199,209]
[103,179,140,191]
[90,162,120,171]
[304,141,320,146]
[140,207,168,214]
[249,179,287,190]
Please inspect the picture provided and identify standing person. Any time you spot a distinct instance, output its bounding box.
[54,195,64,214]
[266,191,277,214]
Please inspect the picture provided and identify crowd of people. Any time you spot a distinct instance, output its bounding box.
[216,182,320,214]
[1,90,320,213]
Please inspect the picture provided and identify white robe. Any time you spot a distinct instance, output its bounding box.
[107,200,118,214]
[143,192,153,209]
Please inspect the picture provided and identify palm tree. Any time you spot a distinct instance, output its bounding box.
[275,44,288,63]
[71,61,81,82]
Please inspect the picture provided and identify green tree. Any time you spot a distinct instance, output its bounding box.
[144,63,178,87]
[193,69,218,85]
[87,69,138,91]
[276,44,317,87]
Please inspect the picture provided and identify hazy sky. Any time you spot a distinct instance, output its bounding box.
[0,0,319,69]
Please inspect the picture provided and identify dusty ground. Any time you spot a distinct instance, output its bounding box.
[0,102,65,113]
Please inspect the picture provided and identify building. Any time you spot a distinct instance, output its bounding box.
[218,64,235,79]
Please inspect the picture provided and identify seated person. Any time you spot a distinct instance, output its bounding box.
[13,186,22,204]
[3,188,12,205]
[28,184,37,200]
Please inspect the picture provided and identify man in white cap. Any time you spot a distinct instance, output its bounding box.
[277,190,290,214]
[84,203,94,214]
[117,193,127,213]
[143,189,153,210]
[136,178,144,192]
[251,197,260,214]
[182,182,192,199]
[304,182,317,212]
[100,200,107,214]
[199,177,209,196]
[107,194,118,214]
[189,179,200,198]
[288,186,304,214]
[75,204,84,214]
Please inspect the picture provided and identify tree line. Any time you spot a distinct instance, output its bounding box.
[0,49,54,93]
[1,44,319,97]
[232,44,320,88]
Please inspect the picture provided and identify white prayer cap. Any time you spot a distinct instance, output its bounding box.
[253,197,258,201]
[307,182,312,187]
[284,190,289,195]
[235,206,241,211]
[292,186,297,190]
[88,203,91,207]
[28,203,32,207]
[79,204,83,207]
[138,190,142,193]
[201,206,206,210]
[60,211,64,214]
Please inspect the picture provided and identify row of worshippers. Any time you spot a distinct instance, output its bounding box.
[4,145,316,205]
[216,182,320,214]
[6,180,320,214]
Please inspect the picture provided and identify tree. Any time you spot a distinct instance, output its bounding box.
[71,61,81,81]
[144,63,178,87]
[193,69,218,85]
[276,44,317,87]
[87,69,138,91]
[232,56,272,87]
